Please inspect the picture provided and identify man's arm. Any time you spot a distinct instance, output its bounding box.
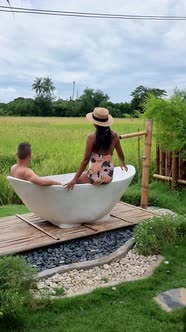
[25,169,62,186]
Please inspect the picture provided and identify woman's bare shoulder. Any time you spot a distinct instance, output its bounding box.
[112,131,119,139]
[87,132,96,140]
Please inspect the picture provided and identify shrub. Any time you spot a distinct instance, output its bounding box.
[134,215,186,256]
[0,256,37,318]
[143,93,186,158]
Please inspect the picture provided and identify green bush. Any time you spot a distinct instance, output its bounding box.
[0,256,37,318]
[143,93,186,158]
[134,215,186,256]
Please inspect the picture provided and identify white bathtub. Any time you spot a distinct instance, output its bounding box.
[7,165,135,228]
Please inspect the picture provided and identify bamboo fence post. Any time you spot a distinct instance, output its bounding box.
[165,151,168,176]
[156,145,160,174]
[137,128,141,183]
[140,119,153,209]
[171,151,177,191]
[167,152,171,176]
[159,149,163,175]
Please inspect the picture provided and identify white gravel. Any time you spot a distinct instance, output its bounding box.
[36,248,159,297]
[147,206,177,216]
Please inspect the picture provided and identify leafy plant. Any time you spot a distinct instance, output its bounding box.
[54,287,65,296]
[0,256,37,318]
[134,215,186,256]
[143,93,186,158]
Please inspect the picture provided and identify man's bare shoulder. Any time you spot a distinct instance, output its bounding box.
[10,164,17,176]
[10,165,34,181]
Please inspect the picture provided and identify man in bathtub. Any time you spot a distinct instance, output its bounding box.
[10,142,62,186]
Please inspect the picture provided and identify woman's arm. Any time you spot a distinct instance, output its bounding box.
[115,134,128,171]
[65,135,94,190]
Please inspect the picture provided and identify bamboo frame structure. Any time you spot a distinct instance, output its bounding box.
[154,148,186,189]
[120,119,153,209]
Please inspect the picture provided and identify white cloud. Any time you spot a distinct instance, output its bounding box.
[0,0,186,102]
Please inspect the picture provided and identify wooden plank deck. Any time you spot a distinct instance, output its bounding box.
[0,202,158,256]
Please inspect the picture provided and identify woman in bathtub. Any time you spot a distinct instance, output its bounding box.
[65,107,128,190]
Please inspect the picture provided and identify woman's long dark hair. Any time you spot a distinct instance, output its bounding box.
[94,125,112,152]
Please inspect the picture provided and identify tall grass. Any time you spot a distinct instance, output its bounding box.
[0,117,156,204]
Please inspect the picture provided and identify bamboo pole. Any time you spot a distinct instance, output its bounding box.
[140,119,153,209]
[177,179,186,185]
[137,128,141,183]
[171,151,177,190]
[167,152,171,176]
[180,157,184,180]
[16,214,60,240]
[119,131,147,139]
[156,146,160,174]
[165,151,168,176]
[159,149,163,175]
[153,174,172,181]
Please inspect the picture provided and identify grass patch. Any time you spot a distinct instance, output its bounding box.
[53,287,65,296]
[0,204,29,217]
[123,181,186,215]
[0,242,185,332]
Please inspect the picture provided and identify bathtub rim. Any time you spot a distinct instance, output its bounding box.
[7,165,135,187]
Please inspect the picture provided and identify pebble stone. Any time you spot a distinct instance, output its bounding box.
[35,248,158,297]
[20,227,133,272]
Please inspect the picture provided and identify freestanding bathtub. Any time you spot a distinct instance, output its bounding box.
[7,165,135,228]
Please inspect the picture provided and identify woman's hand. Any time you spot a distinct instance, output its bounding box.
[64,178,78,190]
[121,163,128,172]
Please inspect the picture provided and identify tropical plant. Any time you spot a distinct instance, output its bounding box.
[143,93,186,157]
[42,77,56,98]
[32,77,43,96]
[32,77,55,99]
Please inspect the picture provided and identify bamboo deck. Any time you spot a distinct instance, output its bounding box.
[0,202,158,256]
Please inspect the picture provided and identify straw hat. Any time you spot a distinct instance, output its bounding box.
[86,107,113,127]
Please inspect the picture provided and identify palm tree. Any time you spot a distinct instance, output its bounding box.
[42,77,56,98]
[32,77,43,96]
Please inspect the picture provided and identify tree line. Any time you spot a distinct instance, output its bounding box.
[0,77,167,117]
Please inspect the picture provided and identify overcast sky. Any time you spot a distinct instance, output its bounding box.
[0,0,186,103]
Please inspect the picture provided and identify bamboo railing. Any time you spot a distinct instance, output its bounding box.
[153,147,186,190]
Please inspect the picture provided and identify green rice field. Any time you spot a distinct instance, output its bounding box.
[0,117,156,205]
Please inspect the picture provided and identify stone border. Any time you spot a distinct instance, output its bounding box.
[38,237,135,279]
